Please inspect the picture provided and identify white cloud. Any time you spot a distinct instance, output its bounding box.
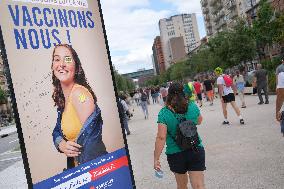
[101,0,205,74]
[101,1,170,74]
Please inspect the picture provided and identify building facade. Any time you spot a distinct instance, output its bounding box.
[159,14,200,69]
[152,36,165,75]
[169,37,187,63]
[201,0,249,36]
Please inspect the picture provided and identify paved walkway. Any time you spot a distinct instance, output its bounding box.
[0,95,283,189]
[127,95,284,189]
[0,125,17,138]
[0,161,27,189]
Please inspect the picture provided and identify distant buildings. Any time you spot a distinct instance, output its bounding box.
[201,0,248,36]
[122,68,155,87]
[158,14,200,69]
[152,36,165,75]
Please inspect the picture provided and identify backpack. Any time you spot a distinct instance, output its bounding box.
[223,74,233,87]
[167,108,200,152]
[141,92,148,101]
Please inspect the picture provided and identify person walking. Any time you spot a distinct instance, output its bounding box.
[154,82,206,189]
[193,79,203,107]
[118,95,131,135]
[254,64,269,104]
[151,87,156,104]
[133,91,140,106]
[215,67,245,125]
[203,75,214,105]
[233,71,246,108]
[275,57,284,137]
[140,88,149,119]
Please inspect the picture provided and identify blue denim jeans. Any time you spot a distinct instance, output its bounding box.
[140,101,149,118]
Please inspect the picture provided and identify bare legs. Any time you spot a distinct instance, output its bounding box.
[221,101,241,119]
[174,171,205,189]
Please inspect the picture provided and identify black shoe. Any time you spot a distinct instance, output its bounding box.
[241,105,246,108]
[258,102,264,105]
[222,121,229,125]
[127,132,131,135]
[265,101,269,104]
[240,119,245,125]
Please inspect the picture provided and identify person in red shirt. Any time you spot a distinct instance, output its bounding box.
[193,79,203,107]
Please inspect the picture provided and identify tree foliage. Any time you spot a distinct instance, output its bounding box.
[141,0,283,89]
[274,12,284,43]
[113,71,135,92]
[0,88,6,104]
[252,0,279,59]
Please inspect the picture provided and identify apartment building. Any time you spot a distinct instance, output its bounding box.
[152,36,166,75]
[159,14,200,69]
[201,0,248,36]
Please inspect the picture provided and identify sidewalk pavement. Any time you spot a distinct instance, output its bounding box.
[0,124,27,188]
[0,161,27,189]
[0,125,17,138]
[0,95,283,189]
[127,95,284,189]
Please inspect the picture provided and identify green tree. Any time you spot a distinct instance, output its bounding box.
[230,19,257,65]
[274,12,284,43]
[169,60,191,81]
[0,88,6,104]
[207,31,232,69]
[252,0,277,60]
[113,70,135,92]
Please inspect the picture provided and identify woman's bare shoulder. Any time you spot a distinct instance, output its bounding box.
[71,84,94,109]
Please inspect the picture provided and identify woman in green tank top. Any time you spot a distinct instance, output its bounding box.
[154,82,206,189]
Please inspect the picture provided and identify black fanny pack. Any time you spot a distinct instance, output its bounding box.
[167,108,200,152]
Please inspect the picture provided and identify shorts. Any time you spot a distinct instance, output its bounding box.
[167,147,206,174]
[197,93,202,101]
[206,90,213,98]
[222,93,235,103]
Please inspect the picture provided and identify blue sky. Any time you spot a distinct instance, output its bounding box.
[101,0,206,74]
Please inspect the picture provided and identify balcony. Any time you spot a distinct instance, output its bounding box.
[213,10,225,22]
[209,0,220,6]
[215,2,223,11]
[201,0,208,7]
[213,15,220,22]
[205,15,210,21]
[229,10,238,19]
[217,19,226,29]
[207,29,213,36]
[205,21,212,28]
[227,0,236,9]
[202,7,209,14]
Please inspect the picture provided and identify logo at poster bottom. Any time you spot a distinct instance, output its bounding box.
[34,148,133,189]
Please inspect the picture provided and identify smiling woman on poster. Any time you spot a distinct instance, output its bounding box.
[51,44,108,169]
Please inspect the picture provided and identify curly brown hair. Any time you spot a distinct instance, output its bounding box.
[51,44,97,110]
[166,82,188,114]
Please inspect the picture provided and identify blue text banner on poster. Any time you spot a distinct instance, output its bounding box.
[34,148,133,189]
[7,4,95,49]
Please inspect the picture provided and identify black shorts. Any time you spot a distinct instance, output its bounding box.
[222,93,235,103]
[197,93,202,101]
[167,147,206,174]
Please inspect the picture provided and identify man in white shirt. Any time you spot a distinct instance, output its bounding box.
[215,67,245,125]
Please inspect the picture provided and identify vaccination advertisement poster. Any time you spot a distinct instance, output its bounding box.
[0,0,135,188]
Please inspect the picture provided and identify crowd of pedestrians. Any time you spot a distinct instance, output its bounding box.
[116,59,284,188]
